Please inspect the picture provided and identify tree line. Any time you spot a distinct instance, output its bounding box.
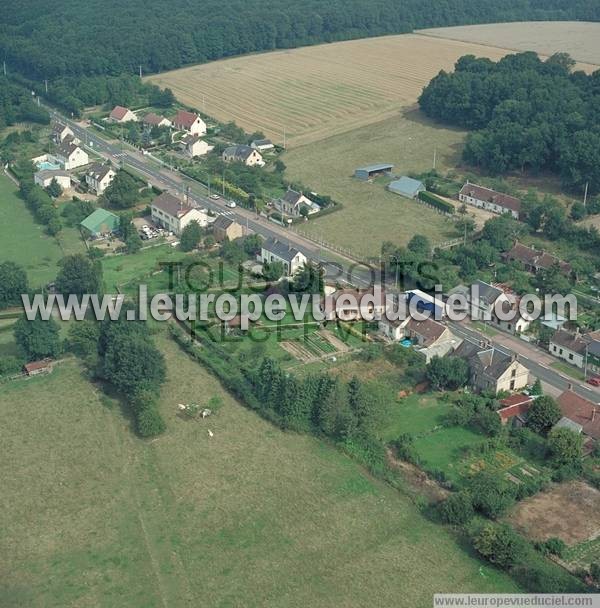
[419,52,600,193]
[3,1,599,82]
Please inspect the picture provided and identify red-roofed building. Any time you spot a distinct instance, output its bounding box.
[497,393,534,425]
[109,106,137,123]
[172,110,206,136]
[557,389,600,440]
[23,359,53,376]
[459,183,521,219]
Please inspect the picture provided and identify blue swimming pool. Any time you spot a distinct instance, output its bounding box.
[400,338,413,348]
[37,160,61,171]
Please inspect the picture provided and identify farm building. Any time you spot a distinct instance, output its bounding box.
[251,138,274,151]
[213,215,243,242]
[34,169,72,190]
[23,359,53,376]
[459,182,521,219]
[388,176,425,199]
[503,241,572,276]
[354,163,393,181]
[80,208,120,238]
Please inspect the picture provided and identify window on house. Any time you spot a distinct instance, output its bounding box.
[511,369,516,378]
[510,380,515,390]
[568,353,573,360]
[559,349,563,355]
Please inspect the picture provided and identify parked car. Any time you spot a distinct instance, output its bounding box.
[210,194,220,200]
[226,201,236,208]
[587,376,600,387]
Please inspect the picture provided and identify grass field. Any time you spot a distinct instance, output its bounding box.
[0,335,519,606]
[419,21,600,67]
[147,33,512,147]
[284,110,462,254]
[0,174,66,288]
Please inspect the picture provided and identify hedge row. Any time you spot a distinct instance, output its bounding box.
[418,190,455,215]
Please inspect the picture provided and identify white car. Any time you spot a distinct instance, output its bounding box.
[209,194,220,200]
[226,201,236,208]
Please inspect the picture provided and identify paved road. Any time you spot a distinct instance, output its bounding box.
[51,111,376,288]
[449,321,600,402]
[49,109,600,401]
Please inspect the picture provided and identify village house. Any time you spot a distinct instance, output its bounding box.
[223,144,264,167]
[497,393,534,426]
[53,140,89,170]
[34,169,72,190]
[251,138,274,151]
[459,183,521,219]
[260,238,307,276]
[109,106,138,123]
[180,134,209,158]
[557,388,600,453]
[503,241,572,276]
[549,329,588,369]
[469,280,506,320]
[142,112,171,128]
[213,215,243,242]
[453,340,530,393]
[51,122,74,145]
[85,163,116,195]
[172,110,206,135]
[274,189,319,217]
[324,286,386,322]
[150,192,208,236]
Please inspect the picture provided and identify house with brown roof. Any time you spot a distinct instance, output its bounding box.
[459,183,521,219]
[109,106,137,123]
[150,192,208,236]
[142,112,171,128]
[549,329,588,369]
[497,394,534,426]
[504,242,571,276]
[557,389,600,449]
[213,215,243,242]
[23,359,53,376]
[51,122,74,145]
[172,110,206,136]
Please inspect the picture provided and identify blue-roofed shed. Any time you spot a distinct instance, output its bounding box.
[388,176,425,199]
[354,163,393,180]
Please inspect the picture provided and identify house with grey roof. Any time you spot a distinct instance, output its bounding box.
[85,163,116,194]
[260,238,307,276]
[470,280,506,321]
[273,189,319,217]
[34,169,72,190]
[251,138,274,151]
[388,176,425,199]
[223,145,264,167]
[150,192,208,236]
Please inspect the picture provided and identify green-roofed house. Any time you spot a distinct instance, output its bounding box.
[388,176,425,199]
[80,208,120,238]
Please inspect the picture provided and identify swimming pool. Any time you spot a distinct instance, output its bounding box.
[37,160,62,171]
[400,338,413,348]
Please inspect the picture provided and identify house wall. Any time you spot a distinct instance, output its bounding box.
[459,193,519,219]
[549,341,585,368]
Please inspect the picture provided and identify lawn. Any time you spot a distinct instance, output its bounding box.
[551,361,586,382]
[0,334,518,607]
[0,174,65,288]
[283,110,462,256]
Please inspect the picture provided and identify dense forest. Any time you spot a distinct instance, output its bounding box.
[0,78,49,129]
[2,0,599,81]
[419,52,600,193]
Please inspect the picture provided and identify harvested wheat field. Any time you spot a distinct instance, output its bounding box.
[419,21,600,67]
[147,34,514,147]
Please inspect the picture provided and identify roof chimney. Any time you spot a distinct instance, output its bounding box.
[568,382,573,390]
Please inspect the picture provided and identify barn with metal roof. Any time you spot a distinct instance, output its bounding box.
[354,163,393,181]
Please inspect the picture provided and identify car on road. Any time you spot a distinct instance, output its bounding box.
[226,201,236,208]
[209,194,220,200]
[587,376,600,387]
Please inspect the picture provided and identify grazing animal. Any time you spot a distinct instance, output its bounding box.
[207,429,214,438]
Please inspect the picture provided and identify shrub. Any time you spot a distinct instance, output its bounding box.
[136,404,166,437]
[439,491,474,525]
[418,190,455,214]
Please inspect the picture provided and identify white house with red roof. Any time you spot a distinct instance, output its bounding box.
[459,182,521,219]
[172,110,206,136]
[109,106,138,123]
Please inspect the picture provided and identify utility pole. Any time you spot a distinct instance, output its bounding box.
[207,174,211,197]
[2,61,6,77]
[222,166,225,197]
[433,147,437,170]
[584,181,589,208]
[139,65,142,79]
[283,128,286,150]
[44,79,48,94]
